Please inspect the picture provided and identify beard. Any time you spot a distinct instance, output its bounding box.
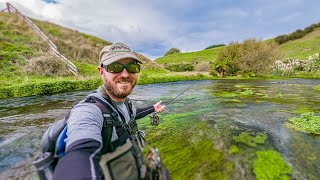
[105,76,137,99]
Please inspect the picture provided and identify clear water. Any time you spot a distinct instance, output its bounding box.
[0,79,319,179]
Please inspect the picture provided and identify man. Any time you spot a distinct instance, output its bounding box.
[53,42,165,179]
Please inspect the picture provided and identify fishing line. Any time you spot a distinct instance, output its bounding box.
[149,82,196,126]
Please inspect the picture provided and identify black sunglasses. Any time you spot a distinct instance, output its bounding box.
[103,62,141,73]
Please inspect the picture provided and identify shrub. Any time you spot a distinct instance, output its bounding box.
[164,48,180,56]
[235,39,282,75]
[195,62,211,72]
[164,63,194,72]
[274,22,320,44]
[288,29,305,40]
[215,39,281,77]
[204,44,225,50]
[24,55,70,76]
[275,35,289,44]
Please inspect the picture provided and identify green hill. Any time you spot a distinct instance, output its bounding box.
[0,12,211,99]
[155,25,320,64]
[279,27,320,60]
[0,12,168,82]
[155,46,223,64]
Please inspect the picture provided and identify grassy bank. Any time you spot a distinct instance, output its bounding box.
[0,71,216,99]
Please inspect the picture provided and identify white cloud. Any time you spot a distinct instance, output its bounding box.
[1,0,320,59]
[222,8,248,18]
[277,12,302,23]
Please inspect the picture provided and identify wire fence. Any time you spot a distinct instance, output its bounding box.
[1,2,78,75]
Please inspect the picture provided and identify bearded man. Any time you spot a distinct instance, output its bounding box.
[53,42,165,180]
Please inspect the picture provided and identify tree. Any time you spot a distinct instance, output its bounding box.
[214,43,240,77]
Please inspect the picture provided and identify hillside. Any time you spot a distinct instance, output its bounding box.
[0,12,167,84]
[155,46,223,64]
[1,12,209,99]
[279,27,320,59]
[155,25,320,64]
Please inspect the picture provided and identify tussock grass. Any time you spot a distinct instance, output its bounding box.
[33,18,112,64]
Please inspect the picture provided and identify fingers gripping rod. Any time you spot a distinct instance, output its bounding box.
[150,83,196,126]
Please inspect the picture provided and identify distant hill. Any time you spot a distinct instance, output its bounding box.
[155,24,320,64]
[155,46,224,64]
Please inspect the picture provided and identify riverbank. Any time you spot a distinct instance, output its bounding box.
[0,72,215,99]
[1,71,319,99]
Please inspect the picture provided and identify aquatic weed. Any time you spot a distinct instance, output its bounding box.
[253,150,292,180]
[285,112,320,134]
[229,145,240,154]
[240,88,254,96]
[313,86,320,91]
[233,131,267,147]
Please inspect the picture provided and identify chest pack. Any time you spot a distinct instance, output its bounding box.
[33,95,140,180]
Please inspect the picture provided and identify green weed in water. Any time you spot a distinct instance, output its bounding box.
[240,88,254,96]
[234,84,248,88]
[276,92,284,97]
[313,86,320,91]
[229,145,240,154]
[253,150,292,180]
[215,91,238,98]
[285,112,320,135]
[138,111,233,179]
[294,107,313,114]
[233,132,267,147]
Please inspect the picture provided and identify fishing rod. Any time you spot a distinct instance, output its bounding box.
[149,82,196,126]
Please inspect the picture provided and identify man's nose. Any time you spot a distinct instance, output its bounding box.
[120,68,129,77]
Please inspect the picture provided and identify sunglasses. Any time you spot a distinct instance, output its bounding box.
[103,62,141,73]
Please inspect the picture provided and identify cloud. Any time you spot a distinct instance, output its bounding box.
[222,8,249,18]
[277,12,302,23]
[1,0,320,59]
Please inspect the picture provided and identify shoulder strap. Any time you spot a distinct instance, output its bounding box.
[124,99,138,134]
[85,96,119,154]
[86,96,134,154]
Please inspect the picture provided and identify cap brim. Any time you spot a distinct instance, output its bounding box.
[101,52,142,66]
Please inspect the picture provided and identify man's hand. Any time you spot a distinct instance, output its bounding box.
[153,100,165,113]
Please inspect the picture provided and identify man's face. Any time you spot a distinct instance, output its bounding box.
[99,58,138,101]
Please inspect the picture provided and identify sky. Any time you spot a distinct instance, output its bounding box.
[1,0,320,60]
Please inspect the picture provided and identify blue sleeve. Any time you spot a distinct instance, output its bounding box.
[65,102,104,151]
[53,139,103,180]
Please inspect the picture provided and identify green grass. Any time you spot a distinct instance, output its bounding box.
[155,28,320,68]
[155,47,224,64]
[279,28,320,59]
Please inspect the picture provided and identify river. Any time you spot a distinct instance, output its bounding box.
[0,79,319,179]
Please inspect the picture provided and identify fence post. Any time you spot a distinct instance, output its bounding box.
[6,3,10,13]
[3,2,77,75]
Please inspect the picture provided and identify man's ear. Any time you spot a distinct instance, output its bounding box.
[98,66,103,75]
